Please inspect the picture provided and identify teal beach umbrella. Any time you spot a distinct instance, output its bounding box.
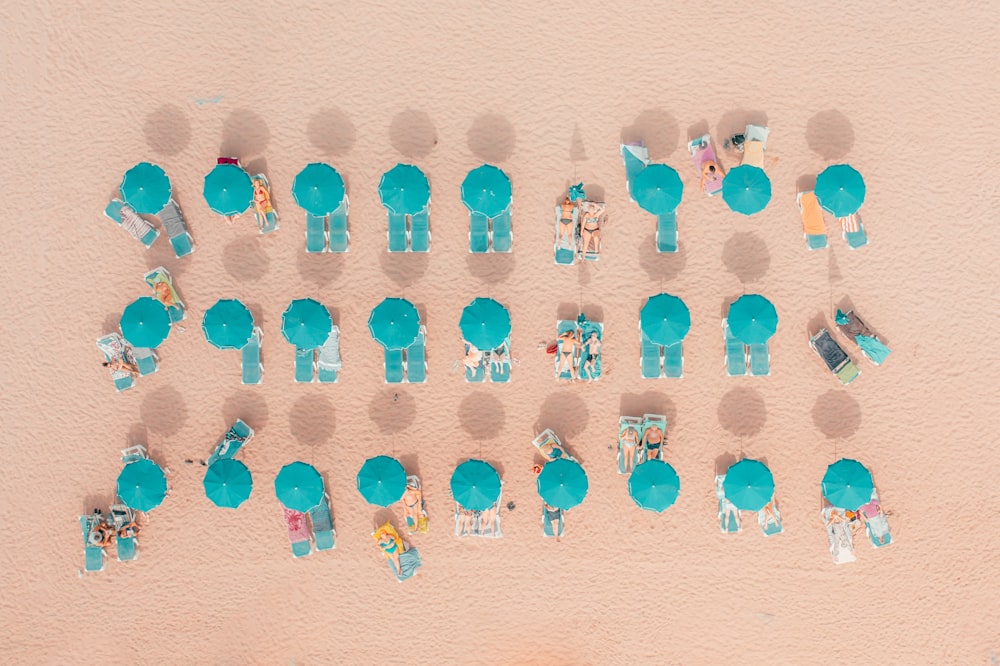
[120,297,171,348]
[727,294,778,345]
[461,164,512,218]
[722,165,772,216]
[202,299,254,350]
[632,164,684,215]
[356,456,407,506]
[816,164,865,217]
[379,163,431,215]
[203,163,253,216]
[450,459,502,511]
[640,293,691,347]
[120,162,172,214]
[822,458,874,511]
[203,459,253,509]
[459,297,511,350]
[368,298,420,350]
[536,459,588,510]
[116,459,168,512]
[292,162,345,216]
[723,459,775,511]
[274,462,325,512]
[628,459,680,512]
[281,298,332,350]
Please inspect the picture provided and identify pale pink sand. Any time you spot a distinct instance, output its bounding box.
[1,2,999,664]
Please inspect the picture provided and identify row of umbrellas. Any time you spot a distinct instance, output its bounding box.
[119,162,513,219]
[116,455,875,515]
[632,162,865,218]
[124,291,771,353]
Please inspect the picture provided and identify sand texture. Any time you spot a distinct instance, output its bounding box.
[1,1,999,664]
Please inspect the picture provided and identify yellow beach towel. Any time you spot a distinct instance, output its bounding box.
[373,522,403,558]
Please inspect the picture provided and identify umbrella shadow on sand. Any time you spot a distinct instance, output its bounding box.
[379,251,429,287]
[458,391,506,441]
[220,109,270,160]
[297,250,346,289]
[307,107,357,156]
[717,387,767,438]
[619,391,677,425]
[536,391,589,443]
[368,389,416,435]
[223,236,270,283]
[222,390,270,433]
[289,394,335,448]
[467,252,516,284]
[140,385,187,438]
[806,110,855,160]
[716,108,769,146]
[621,108,680,160]
[467,113,516,163]
[722,232,770,284]
[390,109,438,159]
[812,390,862,439]
[639,234,687,284]
[143,103,191,157]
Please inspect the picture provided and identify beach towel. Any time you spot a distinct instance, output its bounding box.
[119,204,158,242]
[798,191,827,236]
[689,136,725,196]
[839,214,860,234]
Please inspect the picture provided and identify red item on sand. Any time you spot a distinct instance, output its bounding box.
[545,343,558,355]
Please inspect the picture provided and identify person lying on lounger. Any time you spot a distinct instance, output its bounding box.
[620,426,640,473]
[103,358,139,377]
[88,515,115,548]
[151,280,180,309]
[579,203,602,255]
[456,506,476,536]
[760,501,780,528]
[858,500,889,545]
[556,329,580,380]
[252,177,275,232]
[537,438,568,461]
[375,527,401,573]
[700,161,724,193]
[491,342,510,373]
[580,331,600,379]
[463,343,484,370]
[117,521,138,539]
[401,480,423,533]
[558,197,576,247]
[642,423,665,460]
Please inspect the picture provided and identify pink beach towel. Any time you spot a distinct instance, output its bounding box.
[692,143,724,196]
[283,508,311,543]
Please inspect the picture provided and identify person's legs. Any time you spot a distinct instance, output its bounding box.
[623,444,635,472]
[559,220,573,245]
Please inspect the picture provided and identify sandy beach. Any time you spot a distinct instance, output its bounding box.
[1,1,999,663]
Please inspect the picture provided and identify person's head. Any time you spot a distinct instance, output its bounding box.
[588,331,597,341]
[708,165,716,174]
[102,361,111,367]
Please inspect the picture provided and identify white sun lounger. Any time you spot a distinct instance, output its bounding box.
[823,506,857,564]
[716,474,742,534]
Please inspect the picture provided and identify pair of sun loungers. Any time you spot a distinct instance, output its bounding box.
[387,205,430,253]
[283,497,337,558]
[810,305,891,383]
[823,491,893,564]
[713,474,784,537]
[96,333,144,392]
[294,326,342,383]
[555,320,602,381]
[554,201,606,265]
[616,414,668,474]
[383,326,427,384]
[619,143,680,253]
[469,207,512,253]
[463,340,511,383]
[797,191,868,250]
[454,487,503,539]
[640,333,684,379]
[81,505,138,571]
[723,319,770,377]
[103,199,195,257]
[305,198,351,253]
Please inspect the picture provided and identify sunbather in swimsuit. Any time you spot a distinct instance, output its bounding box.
[558,197,576,247]
[581,332,600,378]
[557,329,579,379]
[580,205,602,254]
[642,425,664,461]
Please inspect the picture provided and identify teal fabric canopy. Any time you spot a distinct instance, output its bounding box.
[723,459,774,511]
[202,299,254,350]
[292,162,345,216]
[816,164,865,217]
[203,163,253,216]
[632,164,684,215]
[281,298,332,350]
[357,456,407,506]
[722,165,772,216]
[274,462,324,512]
[378,163,431,215]
[368,297,420,350]
[727,294,778,345]
[203,459,253,509]
[450,459,502,511]
[628,459,680,512]
[120,162,172,214]
[120,297,171,348]
[459,297,511,350]
[536,459,588,510]
[461,164,512,218]
[116,458,168,512]
[822,458,874,511]
[640,293,691,347]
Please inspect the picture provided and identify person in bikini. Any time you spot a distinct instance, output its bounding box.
[456,505,477,536]
[376,527,402,573]
[620,425,640,473]
[252,177,275,231]
[642,422,665,461]
[700,160,724,192]
[463,342,484,370]
[103,357,139,377]
[579,203,603,256]
[580,330,601,380]
[760,500,780,528]
[558,197,576,248]
[401,479,423,534]
[556,328,579,380]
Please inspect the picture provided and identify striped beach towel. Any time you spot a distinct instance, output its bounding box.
[119,204,157,242]
[839,213,860,234]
